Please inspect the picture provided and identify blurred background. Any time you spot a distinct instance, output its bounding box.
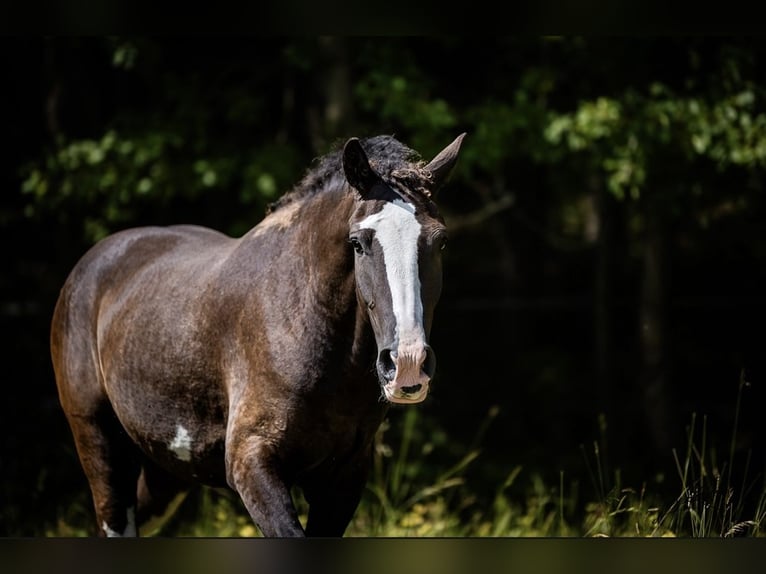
[2,37,766,536]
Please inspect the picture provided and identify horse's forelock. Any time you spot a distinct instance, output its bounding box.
[267,135,433,214]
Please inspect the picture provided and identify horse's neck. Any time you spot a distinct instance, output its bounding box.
[305,192,364,323]
[237,188,360,325]
[235,188,377,382]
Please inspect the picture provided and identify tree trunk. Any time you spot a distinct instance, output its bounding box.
[639,193,673,451]
[594,183,614,417]
[306,37,353,152]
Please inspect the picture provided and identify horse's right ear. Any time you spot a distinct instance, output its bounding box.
[424,132,466,193]
[343,138,380,195]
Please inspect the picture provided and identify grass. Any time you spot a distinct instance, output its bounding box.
[40,373,766,538]
[658,371,766,538]
[355,369,765,537]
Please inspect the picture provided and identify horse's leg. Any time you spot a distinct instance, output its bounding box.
[225,436,305,537]
[136,458,190,535]
[302,457,370,537]
[66,407,142,537]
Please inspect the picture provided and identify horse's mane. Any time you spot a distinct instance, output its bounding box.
[266,135,433,214]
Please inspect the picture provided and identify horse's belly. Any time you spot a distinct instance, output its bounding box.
[136,423,228,486]
[125,410,229,486]
[106,373,230,486]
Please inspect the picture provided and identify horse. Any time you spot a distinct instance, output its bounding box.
[50,132,466,537]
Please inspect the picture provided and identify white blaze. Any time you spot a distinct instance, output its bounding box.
[169,424,192,462]
[359,199,424,347]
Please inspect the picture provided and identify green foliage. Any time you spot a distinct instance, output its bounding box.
[356,71,458,135]
[156,488,258,537]
[351,409,483,536]
[24,130,178,241]
[33,404,765,538]
[542,82,766,201]
[21,127,303,243]
[20,38,766,243]
[110,38,139,70]
[20,39,309,244]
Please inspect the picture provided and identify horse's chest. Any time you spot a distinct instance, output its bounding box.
[287,403,387,475]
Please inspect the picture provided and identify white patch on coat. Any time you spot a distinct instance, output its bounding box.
[102,506,136,537]
[359,199,425,347]
[169,424,192,462]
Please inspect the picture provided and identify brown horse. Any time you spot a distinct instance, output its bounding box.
[50,133,465,537]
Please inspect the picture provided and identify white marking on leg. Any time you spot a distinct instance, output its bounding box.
[102,506,136,537]
[359,199,425,347]
[124,506,136,536]
[169,425,192,462]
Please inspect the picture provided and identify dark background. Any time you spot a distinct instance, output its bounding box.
[2,37,766,535]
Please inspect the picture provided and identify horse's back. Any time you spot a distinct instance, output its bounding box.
[53,224,231,325]
[77,224,231,275]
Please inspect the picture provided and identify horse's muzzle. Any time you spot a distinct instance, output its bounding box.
[377,345,435,404]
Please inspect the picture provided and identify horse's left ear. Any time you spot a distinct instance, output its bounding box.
[343,137,380,196]
[425,132,467,194]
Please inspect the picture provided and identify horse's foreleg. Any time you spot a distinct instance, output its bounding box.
[225,437,305,537]
[302,455,370,537]
[66,409,142,537]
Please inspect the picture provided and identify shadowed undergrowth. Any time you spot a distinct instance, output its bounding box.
[41,374,765,538]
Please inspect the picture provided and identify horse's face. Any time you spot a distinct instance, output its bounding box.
[349,192,446,403]
[343,134,465,404]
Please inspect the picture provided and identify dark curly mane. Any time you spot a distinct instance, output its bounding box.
[266,135,434,214]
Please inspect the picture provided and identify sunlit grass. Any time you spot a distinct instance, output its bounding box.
[355,370,765,538]
[42,372,765,538]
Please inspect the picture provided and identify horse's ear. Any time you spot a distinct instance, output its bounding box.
[425,132,466,193]
[343,138,380,196]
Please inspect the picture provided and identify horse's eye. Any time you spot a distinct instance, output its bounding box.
[440,238,448,251]
[350,238,364,255]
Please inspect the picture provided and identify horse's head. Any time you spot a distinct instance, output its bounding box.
[343,134,465,404]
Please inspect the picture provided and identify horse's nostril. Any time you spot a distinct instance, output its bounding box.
[378,349,396,381]
[422,346,436,379]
